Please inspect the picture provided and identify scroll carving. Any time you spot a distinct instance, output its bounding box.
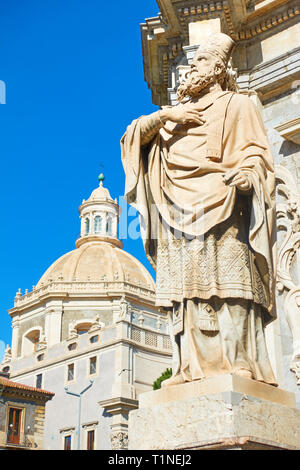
[276,164,300,384]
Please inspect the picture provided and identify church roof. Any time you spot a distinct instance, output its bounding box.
[0,376,54,398]
[36,240,155,289]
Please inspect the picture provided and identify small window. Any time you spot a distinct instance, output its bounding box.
[2,366,10,373]
[64,435,72,450]
[68,342,77,351]
[90,335,99,344]
[94,215,102,234]
[89,357,97,375]
[23,329,40,356]
[37,354,44,362]
[87,430,95,450]
[67,364,74,382]
[77,329,88,336]
[106,216,113,236]
[36,374,42,389]
[84,218,90,236]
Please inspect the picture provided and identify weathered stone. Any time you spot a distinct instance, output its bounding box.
[129,376,300,450]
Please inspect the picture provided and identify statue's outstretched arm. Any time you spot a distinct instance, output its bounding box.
[140,111,164,146]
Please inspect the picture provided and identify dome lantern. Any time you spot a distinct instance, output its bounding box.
[76,174,121,249]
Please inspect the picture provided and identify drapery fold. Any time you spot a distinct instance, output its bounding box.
[121,91,276,318]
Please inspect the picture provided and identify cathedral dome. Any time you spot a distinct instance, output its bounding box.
[36,240,155,289]
[36,174,155,291]
[12,175,156,308]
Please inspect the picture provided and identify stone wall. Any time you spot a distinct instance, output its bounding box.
[0,394,46,449]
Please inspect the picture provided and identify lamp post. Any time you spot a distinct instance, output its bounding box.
[64,380,94,450]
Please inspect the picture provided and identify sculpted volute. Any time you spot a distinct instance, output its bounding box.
[121,33,277,386]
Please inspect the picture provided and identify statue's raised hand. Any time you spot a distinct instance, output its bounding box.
[159,103,205,127]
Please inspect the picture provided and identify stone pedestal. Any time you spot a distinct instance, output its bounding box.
[128,374,300,450]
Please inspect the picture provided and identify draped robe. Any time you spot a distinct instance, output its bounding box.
[121,90,277,385]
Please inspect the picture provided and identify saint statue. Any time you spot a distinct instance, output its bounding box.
[121,33,277,386]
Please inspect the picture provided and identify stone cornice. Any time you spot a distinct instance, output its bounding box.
[141,0,299,105]
[235,1,299,41]
[175,0,299,41]
[245,0,293,22]
[9,280,155,316]
[238,46,300,100]
[176,1,236,38]
[9,334,172,380]
[75,235,123,249]
[98,397,138,414]
[275,117,300,144]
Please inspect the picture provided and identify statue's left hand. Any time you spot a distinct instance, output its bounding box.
[223,170,252,192]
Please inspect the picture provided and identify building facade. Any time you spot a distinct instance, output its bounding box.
[0,372,54,450]
[140,0,300,405]
[1,177,172,450]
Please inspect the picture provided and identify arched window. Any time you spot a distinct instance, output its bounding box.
[94,215,102,234]
[106,216,113,236]
[76,322,93,335]
[22,329,40,357]
[84,218,90,235]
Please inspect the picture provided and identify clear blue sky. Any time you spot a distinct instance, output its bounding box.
[0,0,159,354]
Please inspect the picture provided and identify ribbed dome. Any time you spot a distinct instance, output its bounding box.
[36,241,155,290]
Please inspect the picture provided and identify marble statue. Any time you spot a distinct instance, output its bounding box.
[121,33,277,386]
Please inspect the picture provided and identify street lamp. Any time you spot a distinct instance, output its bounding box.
[64,380,94,450]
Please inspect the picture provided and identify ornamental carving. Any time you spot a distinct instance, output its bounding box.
[118,295,129,320]
[37,334,47,351]
[68,322,78,339]
[276,164,300,384]
[110,431,128,450]
[88,314,105,332]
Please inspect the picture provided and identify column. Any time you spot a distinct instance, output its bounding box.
[45,306,63,346]
[11,320,20,359]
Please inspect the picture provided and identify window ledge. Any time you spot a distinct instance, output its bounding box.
[275,117,300,145]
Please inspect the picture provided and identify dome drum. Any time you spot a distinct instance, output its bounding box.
[78,180,120,242]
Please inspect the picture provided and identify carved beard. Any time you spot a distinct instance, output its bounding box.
[177,68,216,102]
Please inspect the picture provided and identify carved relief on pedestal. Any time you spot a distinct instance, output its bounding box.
[276,164,300,384]
[110,431,128,450]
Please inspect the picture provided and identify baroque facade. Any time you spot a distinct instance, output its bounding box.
[140,0,300,406]
[1,176,172,450]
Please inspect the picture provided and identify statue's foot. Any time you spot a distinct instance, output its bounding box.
[234,368,253,379]
[162,374,184,388]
